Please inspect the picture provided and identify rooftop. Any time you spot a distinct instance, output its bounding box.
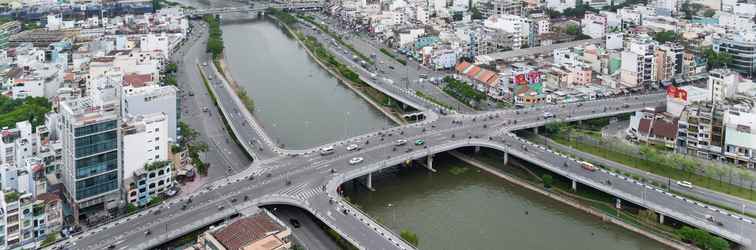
[211,211,287,250]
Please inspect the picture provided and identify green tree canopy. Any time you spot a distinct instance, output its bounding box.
[400,229,419,247]
[703,47,734,69]
[0,96,51,130]
[653,31,679,43]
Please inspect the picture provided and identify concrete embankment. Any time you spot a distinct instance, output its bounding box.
[266,15,406,125]
[449,151,693,250]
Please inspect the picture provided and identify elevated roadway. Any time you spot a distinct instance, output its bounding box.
[55,93,755,250]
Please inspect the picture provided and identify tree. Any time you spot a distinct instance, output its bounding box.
[545,8,561,18]
[653,31,679,43]
[703,9,716,17]
[565,24,580,35]
[400,229,419,247]
[152,0,160,10]
[165,63,178,74]
[470,7,484,19]
[704,47,734,69]
[0,96,52,130]
[542,174,554,188]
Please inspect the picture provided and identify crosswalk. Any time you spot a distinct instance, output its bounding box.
[279,183,323,201]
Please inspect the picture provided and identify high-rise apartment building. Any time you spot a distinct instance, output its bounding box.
[59,97,122,225]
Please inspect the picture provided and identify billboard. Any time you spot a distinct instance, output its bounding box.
[666,86,687,101]
[512,70,542,85]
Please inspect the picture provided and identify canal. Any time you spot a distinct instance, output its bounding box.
[222,20,394,149]
[344,154,668,250]
[173,1,668,248]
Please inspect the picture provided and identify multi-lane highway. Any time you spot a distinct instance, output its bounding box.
[55,90,754,250]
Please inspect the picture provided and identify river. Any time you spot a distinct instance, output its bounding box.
[344,154,668,250]
[171,1,669,248]
[221,20,394,149]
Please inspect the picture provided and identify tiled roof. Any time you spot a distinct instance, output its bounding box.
[465,66,481,78]
[212,212,284,250]
[123,74,153,87]
[638,118,678,140]
[455,61,471,73]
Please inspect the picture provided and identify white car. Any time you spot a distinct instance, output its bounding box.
[394,139,407,146]
[346,144,360,151]
[676,181,693,189]
[349,157,364,165]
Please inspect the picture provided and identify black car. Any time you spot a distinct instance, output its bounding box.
[290,219,301,228]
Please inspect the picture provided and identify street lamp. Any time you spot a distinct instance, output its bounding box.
[387,203,396,225]
[344,112,351,140]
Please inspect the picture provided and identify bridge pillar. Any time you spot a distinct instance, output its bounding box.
[366,173,375,191]
[533,126,539,135]
[503,152,508,165]
[474,146,480,154]
[571,179,577,191]
[658,212,665,224]
[426,154,437,172]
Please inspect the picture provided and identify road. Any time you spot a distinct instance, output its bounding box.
[309,14,476,113]
[269,205,341,250]
[475,38,604,64]
[535,134,756,216]
[172,20,253,182]
[56,92,755,250]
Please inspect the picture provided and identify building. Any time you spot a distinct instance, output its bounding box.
[676,103,726,161]
[195,209,292,250]
[713,32,756,77]
[479,0,522,17]
[122,113,172,206]
[581,13,608,39]
[723,111,755,168]
[121,84,178,141]
[627,109,679,148]
[707,68,741,102]
[654,43,683,83]
[0,191,35,249]
[547,0,576,12]
[620,35,657,88]
[59,97,122,225]
[483,14,533,49]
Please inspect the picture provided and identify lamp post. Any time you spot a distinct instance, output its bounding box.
[387,203,396,225]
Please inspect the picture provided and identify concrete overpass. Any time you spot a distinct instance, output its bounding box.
[52,92,755,250]
[184,2,324,16]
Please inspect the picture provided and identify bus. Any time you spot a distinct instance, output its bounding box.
[579,161,597,172]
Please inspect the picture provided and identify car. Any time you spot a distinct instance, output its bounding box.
[414,139,425,145]
[319,146,335,155]
[346,144,360,151]
[394,139,407,146]
[289,219,301,228]
[543,112,555,119]
[202,107,209,112]
[388,65,395,70]
[676,180,693,189]
[349,157,364,165]
[188,92,194,96]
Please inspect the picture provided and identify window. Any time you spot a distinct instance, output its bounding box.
[155,146,159,151]
[155,128,159,132]
[155,137,159,141]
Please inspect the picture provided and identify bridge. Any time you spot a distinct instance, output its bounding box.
[54,83,755,249]
[51,17,755,250]
[185,2,324,16]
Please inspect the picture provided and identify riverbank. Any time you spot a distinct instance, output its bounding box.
[265,13,407,125]
[450,151,692,250]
